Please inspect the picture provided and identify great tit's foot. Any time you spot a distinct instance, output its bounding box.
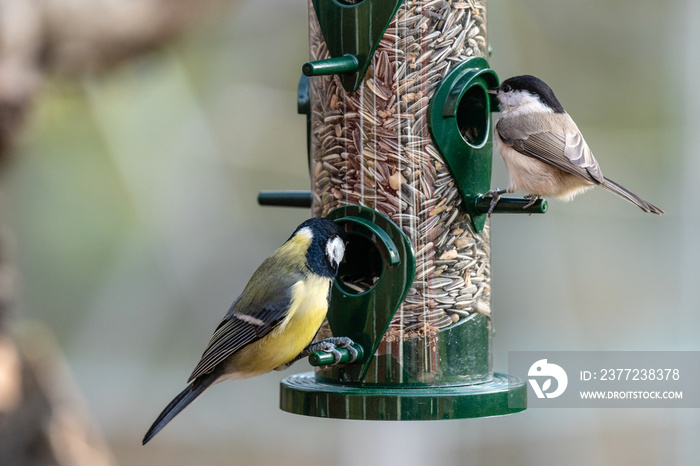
[330,337,358,363]
[307,336,357,365]
[485,189,507,217]
[523,194,541,209]
[281,337,358,369]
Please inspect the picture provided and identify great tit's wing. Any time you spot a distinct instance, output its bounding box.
[187,260,304,382]
[496,114,604,184]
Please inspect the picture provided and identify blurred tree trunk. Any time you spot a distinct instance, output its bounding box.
[0,0,226,463]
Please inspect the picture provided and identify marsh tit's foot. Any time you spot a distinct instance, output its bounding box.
[523,194,541,210]
[485,189,508,217]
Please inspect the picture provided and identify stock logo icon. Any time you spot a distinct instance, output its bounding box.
[528,359,568,399]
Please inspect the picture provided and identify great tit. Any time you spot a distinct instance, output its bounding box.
[487,75,664,215]
[143,217,348,444]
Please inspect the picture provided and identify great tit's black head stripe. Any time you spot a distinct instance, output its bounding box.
[500,75,565,114]
[290,218,345,278]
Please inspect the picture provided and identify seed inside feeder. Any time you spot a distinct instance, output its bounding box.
[309,0,490,338]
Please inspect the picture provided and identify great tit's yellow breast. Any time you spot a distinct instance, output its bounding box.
[229,274,332,378]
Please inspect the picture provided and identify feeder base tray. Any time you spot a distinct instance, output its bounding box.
[280,372,526,420]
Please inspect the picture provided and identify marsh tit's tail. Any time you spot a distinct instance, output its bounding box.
[601,177,665,215]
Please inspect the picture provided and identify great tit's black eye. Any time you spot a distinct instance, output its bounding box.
[502,83,512,93]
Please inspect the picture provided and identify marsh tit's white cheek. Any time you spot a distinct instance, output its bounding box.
[498,91,553,116]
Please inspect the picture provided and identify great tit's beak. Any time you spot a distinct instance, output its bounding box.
[487,89,498,95]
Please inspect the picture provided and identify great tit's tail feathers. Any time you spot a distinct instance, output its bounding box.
[601,177,665,215]
[142,373,217,445]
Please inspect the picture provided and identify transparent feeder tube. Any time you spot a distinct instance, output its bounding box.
[309,0,491,385]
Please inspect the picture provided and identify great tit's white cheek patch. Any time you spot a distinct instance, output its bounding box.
[326,236,345,269]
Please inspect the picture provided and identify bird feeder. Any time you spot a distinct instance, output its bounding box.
[261,0,546,420]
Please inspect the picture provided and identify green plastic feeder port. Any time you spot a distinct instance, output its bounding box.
[304,0,403,93]
[321,206,415,382]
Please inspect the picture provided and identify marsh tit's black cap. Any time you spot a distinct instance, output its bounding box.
[497,75,566,114]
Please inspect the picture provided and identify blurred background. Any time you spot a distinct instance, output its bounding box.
[0,0,697,464]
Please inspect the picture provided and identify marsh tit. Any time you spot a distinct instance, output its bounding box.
[488,75,664,215]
